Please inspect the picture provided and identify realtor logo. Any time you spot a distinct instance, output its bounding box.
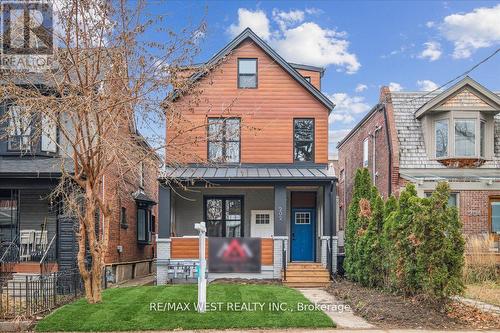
[1,0,53,71]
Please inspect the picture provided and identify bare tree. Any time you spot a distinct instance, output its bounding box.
[0,0,214,303]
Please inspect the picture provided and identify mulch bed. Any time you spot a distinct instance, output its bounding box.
[327,279,500,330]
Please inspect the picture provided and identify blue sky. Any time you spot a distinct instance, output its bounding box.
[151,0,500,158]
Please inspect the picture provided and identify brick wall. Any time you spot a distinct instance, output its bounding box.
[103,161,158,265]
[337,107,391,230]
[458,190,500,235]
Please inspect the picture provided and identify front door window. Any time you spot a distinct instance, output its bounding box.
[291,208,315,261]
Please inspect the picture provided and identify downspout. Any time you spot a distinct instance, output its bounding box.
[382,106,393,194]
[372,126,382,185]
[329,180,334,278]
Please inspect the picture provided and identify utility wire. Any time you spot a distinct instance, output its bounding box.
[405,47,500,105]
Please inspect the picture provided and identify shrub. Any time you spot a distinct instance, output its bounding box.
[344,171,465,303]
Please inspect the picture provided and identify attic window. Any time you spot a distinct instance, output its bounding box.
[238,59,257,88]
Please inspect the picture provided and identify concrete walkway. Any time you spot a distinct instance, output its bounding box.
[453,295,500,315]
[297,288,375,329]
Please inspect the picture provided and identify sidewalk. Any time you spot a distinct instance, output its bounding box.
[297,288,375,329]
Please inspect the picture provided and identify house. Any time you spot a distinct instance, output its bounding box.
[337,77,500,245]
[0,79,158,284]
[157,28,338,287]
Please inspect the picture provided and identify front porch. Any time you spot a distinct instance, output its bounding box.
[0,187,77,277]
[157,166,338,286]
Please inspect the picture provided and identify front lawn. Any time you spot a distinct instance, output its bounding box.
[36,284,334,331]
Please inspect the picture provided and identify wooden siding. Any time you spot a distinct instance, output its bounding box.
[167,39,329,164]
[295,69,321,90]
[170,237,273,265]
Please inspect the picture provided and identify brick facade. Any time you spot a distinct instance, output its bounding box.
[337,106,392,230]
[458,190,500,235]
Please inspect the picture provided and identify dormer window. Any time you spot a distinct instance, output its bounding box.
[238,59,257,88]
[454,119,475,157]
[435,119,448,158]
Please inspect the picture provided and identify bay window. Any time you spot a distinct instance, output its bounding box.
[435,119,448,158]
[137,205,152,245]
[454,119,476,157]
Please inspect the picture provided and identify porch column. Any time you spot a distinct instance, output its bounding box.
[272,184,288,279]
[157,183,172,285]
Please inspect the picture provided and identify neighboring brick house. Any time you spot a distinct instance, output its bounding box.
[157,28,338,287]
[337,77,500,243]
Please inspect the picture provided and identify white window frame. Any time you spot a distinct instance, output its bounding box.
[434,118,449,158]
[363,138,369,167]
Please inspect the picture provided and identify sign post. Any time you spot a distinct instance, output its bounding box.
[194,222,206,313]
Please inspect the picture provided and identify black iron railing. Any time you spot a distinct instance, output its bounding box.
[0,269,83,319]
[282,239,287,281]
[0,237,20,283]
[40,234,57,275]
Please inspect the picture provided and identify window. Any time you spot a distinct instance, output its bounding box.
[120,207,128,229]
[363,138,369,167]
[480,121,486,157]
[435,119,448,158]
[304,76,311,83]
[41,114,57,153]
[295,212,311,224]
[208,118,240,163]
[238,59,257,88]
[205,197,243,237]
[7,105,31,151]
[294,119,314,162]
[137,205,152,244]
[491,198,500,234]
[455,119,476,157]
[425,191,458,207]
[255,213,270,224]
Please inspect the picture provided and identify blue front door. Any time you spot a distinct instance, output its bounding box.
[291,208,315,261]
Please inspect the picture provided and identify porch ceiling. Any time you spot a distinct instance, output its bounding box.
[160,165,336,182]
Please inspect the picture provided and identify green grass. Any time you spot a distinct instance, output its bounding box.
[36,284,334,331]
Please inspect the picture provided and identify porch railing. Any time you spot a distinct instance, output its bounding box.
[282,239,287,281]
[40,234,57,275]
[0,236,20,282]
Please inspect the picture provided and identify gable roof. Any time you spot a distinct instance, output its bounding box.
[415,76,500,118]
[174,28,335,111]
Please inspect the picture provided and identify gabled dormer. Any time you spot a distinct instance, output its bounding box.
[416,77,500,167]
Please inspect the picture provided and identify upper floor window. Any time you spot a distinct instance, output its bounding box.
[435,119,448,158]
[7,105,31,151]
[363,138,369,167]
[454,119,475,157]
[238,59,257,88]
[294,119,314,162]
[139,161,145,188]
[208,118,240,163]
[41,114,57,153]
[433,115,489,160]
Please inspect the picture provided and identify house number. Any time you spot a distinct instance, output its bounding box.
[277,207,283,222]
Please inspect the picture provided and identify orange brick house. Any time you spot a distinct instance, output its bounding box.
[337,77,500,249]
[157,28,338,286]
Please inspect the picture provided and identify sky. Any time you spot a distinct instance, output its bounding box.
[148,0,500,159]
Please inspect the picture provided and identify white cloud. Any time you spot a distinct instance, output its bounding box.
[426,21,435,28]
[328,93,370,124]
[272,9,304,30]
[416,80,439,91]
[228,9,271,41]
[227,8,360,73]
[388,82,403,91]
[355,83,368,92]
[329,128,353,157]
[419,41,442,61]
[437,4,500,59]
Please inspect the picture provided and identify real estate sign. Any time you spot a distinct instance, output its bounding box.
[208,238,261,273]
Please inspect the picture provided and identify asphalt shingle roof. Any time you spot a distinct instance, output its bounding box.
[0,157,73,176]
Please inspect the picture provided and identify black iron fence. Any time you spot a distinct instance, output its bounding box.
[0,269,84,319]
